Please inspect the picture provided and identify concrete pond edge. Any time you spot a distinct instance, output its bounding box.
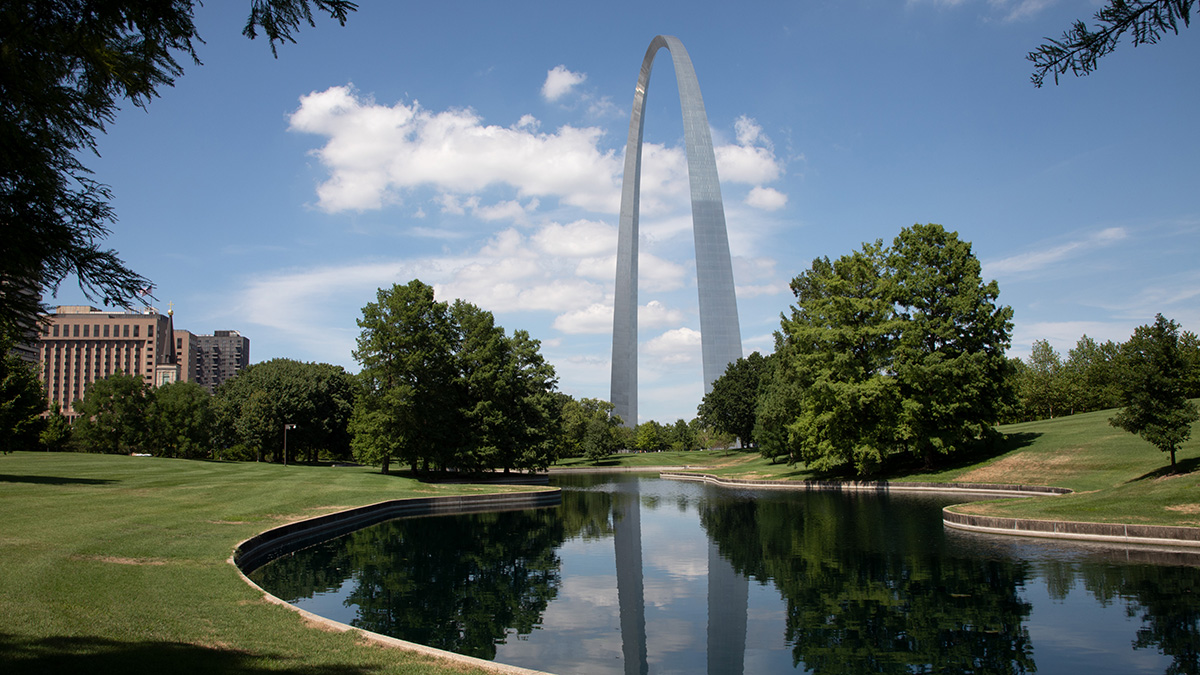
[659,471,1200,550]
[229,489,562,675]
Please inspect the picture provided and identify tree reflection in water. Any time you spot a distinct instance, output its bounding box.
[250,477,1200,675]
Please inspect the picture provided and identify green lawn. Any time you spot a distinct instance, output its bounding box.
[0,452,539,674]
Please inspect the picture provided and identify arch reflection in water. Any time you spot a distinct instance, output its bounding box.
[249,475,1200,674]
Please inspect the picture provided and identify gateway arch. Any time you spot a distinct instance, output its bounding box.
[611,35,743,427]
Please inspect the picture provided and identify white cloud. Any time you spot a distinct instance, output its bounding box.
[745,186,788,211]
[715,143,783,184]
[644,327,701,364]
[533,219,616,257]
[290,85,620,213]
[553,303,613,334]
[734,115,765,146]
[640,300,686,328]
[542,65,587,102]
[983,227,1127,277]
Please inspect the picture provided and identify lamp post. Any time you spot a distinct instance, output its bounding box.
[283,423,297,466]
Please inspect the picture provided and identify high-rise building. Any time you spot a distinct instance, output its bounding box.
[611,36,743,427]
[37,306,179,415]
[175,329,249,393]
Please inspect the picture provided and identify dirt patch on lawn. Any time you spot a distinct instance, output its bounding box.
[1166,504,1200,514]
[954,450,1078,486]
[72,554,167,566]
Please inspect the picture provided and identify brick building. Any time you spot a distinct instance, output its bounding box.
[37,306,179,415]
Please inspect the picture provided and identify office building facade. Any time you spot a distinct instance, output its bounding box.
[175,329,249,393]
[37,306,179,415]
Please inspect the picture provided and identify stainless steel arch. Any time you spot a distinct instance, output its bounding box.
[610,35,743,427]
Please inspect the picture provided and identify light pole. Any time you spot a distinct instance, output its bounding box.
[283,423,297,466]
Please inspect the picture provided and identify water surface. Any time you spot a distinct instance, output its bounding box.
[250,474,1200,674]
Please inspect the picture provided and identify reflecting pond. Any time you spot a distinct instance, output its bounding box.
[249,474,1200,674]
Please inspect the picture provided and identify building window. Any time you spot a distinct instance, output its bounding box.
[123,325,129,338]
[73,324,79,337]
[52,325,59,337]
[148,325,154,337]
[133,325,139,338]
[103,325,110,337]
[83,324,89,337]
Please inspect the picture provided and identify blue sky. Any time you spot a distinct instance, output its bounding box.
[60,0,1199,423]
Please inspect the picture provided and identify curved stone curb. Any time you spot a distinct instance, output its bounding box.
[660,471,1071,498]
[229,489,561,675]
[943,509,1200,548]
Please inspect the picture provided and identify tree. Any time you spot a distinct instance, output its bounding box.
[559,397,624,460]
[890,224,1015,468]
[1029,0,1197,87]
[452,301,560,472]
[761,225,1014,475]
[147,380,213,458]
[634,421,668,452]
[697,352,770,448]
[1065,334,1126,413]
[353,281,561,474]
[40,402,73,452]
[214,358,355,463]
[0,345,47,453]
[73,372,150,454]
[352,281,462,474]
[0,1,356,341]
[1022,339,1066,420]
[770,243,902,474]
[1109,314,1200,469]
[666,418,695,451]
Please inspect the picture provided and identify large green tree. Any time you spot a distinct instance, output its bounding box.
[763,224,1014,475]
[73,372,150,454]
[558,397,624,460]
[146,380,213,458]
[1110,314,1200,469]
[452,301,560,472]
[214,358,355,463]
[0,0,356,340]
[0,346,47,453]
[772,244,900,474]
[890,224,1015,468]
[1029,0,1196,87]
[697,351,770,448]
[352,281,561,474]
[352,281,461,474]
[1020,339,1067,420]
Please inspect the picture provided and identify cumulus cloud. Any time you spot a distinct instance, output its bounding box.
[746,186,788,211]
[644,327,701,364]
[290,86,787,224]
[542,65,587,102]
[533,219,616,257]
[290,85,620,213]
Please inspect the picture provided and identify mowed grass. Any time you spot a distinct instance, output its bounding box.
[0,452,542,674]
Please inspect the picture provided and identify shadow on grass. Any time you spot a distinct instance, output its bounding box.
[0,633,379,675]
[0,474,115,486]
[792,431,1045,482]
[1129,456,1200,483]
